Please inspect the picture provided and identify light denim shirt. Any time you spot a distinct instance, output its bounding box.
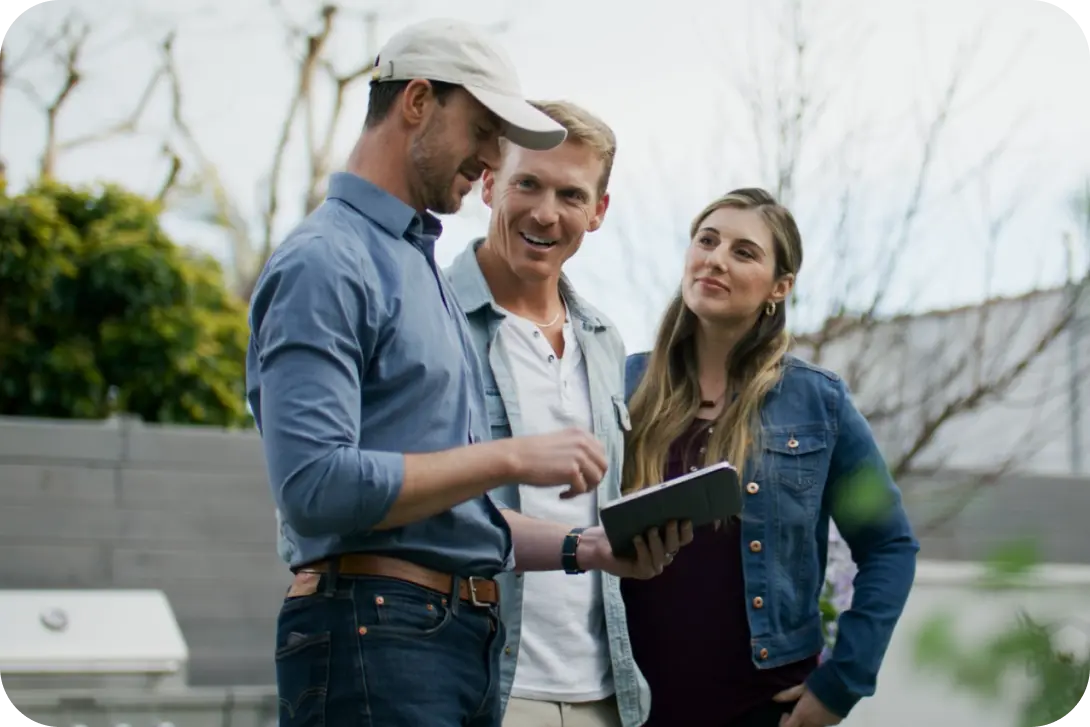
[445,239,650,727]
[250,173,512,577]
[626,352,918,718]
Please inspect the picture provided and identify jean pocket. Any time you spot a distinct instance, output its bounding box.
[275,630,330,726]
[356,578,454,641]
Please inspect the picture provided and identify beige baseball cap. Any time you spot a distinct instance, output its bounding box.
[372,18,567,151]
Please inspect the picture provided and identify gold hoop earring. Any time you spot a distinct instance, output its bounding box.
[765,301,777,316]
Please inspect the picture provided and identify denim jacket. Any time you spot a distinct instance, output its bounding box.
[446,240,651,727]
[625,351,918,718]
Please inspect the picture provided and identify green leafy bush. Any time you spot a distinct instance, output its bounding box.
[913,539,1090,726]
[0,177,251,427]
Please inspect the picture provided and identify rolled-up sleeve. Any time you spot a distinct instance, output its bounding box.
[249,238,404,538]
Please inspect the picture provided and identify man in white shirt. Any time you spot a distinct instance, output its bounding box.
[446,100,662,727]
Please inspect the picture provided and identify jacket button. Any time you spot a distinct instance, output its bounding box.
[752,596,764,609]
[505,646,512,656]
[746,482,759,495]
[749,540,762,553]
[759,648,769,659]
[787,438,799,449]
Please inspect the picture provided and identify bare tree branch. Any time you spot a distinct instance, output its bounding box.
[1,11,175,181]
[259,3,337,269]
[55,66,164,152]
[615,3,1078,536]
[154,143,183,204]
[158,32,253,279]
[40,17,91,177]
[141,3,399,299]
[891,282,1085,479]
[308,11,380,213]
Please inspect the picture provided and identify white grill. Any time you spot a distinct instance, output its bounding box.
[0,590,188,691]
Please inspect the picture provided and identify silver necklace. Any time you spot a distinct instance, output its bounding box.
[524,295,566,328]
[527,309,562,328]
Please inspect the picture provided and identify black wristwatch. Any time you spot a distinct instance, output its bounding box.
[562,527,587,574]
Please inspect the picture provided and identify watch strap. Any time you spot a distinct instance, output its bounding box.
[562,527,587,574]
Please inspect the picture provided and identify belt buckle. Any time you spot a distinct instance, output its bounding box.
[466,576,487,607]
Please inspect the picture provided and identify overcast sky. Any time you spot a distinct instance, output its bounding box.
[2,0,1089,349]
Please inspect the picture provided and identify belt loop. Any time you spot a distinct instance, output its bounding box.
[449,575,461,616]
[322,557,340,595]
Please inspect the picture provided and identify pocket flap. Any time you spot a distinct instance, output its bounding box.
[763,424,827,455]
[612,395,632,431]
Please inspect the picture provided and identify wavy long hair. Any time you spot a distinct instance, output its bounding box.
[623,188,803,492]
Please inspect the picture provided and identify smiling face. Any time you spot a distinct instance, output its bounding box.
[681,205,794,326]
[479,138,610,282]
[408,86,504,214]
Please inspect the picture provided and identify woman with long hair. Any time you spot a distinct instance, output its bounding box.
[621,188,918,727]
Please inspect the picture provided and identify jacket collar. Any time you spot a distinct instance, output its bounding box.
[445,238,608,331]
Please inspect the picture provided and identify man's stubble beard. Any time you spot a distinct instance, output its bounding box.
[409,117,461,215]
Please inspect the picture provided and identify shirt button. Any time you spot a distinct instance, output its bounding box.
[759,648,769,660]
[752,596,764,609]
[787,438,799,449]
[533,331,540,338]
[504,646,512,656]
[548,354,556,363]
[689,466,698,472]
[746,482,759,495]
[749,540,762,553]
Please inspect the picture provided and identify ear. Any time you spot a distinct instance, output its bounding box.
[771,273,795,304]
[398,79,435,128]
[586,191,611,233]
[481,169,496,208]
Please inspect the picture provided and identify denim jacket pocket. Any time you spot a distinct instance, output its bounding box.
[762,423,828,494]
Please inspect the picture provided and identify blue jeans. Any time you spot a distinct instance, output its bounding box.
[275,572,505,726]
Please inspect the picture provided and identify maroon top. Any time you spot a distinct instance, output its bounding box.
[621,418,817,726]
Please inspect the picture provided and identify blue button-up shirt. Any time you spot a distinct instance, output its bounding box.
[248,172,513,578]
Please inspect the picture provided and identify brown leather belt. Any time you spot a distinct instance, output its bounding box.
[299,553,499,607]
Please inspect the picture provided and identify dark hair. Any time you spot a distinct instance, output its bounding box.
[364,79,459,128]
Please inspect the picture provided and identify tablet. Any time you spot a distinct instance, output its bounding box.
[600,461,743,559]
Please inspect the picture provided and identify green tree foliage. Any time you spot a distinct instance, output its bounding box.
[0,177,251,427]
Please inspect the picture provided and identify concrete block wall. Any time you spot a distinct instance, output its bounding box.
[1,414,1088,686]
[0,415,285,686]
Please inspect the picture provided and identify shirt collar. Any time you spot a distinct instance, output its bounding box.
[446,238,608,331]
[325,172,443,241]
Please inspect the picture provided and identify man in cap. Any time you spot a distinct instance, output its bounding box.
[248,17,668,727]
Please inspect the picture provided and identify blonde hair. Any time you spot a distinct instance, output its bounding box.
[623,188,803,493]
[502,100,617,197]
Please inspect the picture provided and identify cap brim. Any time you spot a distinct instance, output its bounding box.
[464,86,567,151]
